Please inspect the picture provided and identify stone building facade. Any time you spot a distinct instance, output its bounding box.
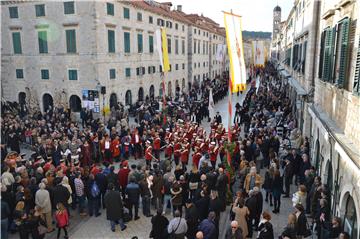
[272,0,360,237]
[1,0,228,113]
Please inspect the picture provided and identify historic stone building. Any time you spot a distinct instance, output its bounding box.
[1,0,227,114]
[272,1,360,237]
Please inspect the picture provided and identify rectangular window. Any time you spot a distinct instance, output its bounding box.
[182,25,185,31]
[194,63,196,68]
[41,69,49,80]
[166,21,172,28]
[16,69,23,79]
[182,63,185,69]
[109,69,116,79]
[35,4,45,17]
[149,16,153,24]
[198,41,200,53]
[137,33,143,53]
[124,32,130,53]
[38,31,48,53]
[107,3,114,16]
[12,32,22,54]
[182,40,185,54]
[68,69,78,80]
[159,65,162,72]
[137,12,142,21]
[175,64,178,70]
[123,7,130,19]
[9,6,18,18]
[175,39,178,54]
[149,35,154,53]
[65,29,77,53]
[167,38,171,54]
[175,23,178,30]
[148,66,151,74]
[194,40,196,54]
[64,1,75,14]
[108,30,115,53]
[336,18,350,88]
[125,68,131,77]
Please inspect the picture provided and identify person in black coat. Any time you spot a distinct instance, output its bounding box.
[245,190,258,237]
[254,187,263,229]
[7,131,20,153]
[195,190,210,221]
[52,180,70,212]
[150,209,169,239]
[280,213,297,239]
[125,177,141,220]
[185,201,199,239]
[215,168,227,211]
[283,159,293,198]
[209,191,222,238]
[294,203,308,238]
[104,183,127,232]
[95,169,108,209]
[214,112,222,124]
[52,141,63,167]
[257,211,274,239]
[85,174,101,217]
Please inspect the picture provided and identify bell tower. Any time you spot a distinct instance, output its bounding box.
[273,5,281,40]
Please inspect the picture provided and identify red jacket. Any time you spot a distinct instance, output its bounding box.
[153,137,161,150]
[180,149,189,163]
[192,152,202,169]
[111,139,121,157]
[145,146,152,161]
[55,210,69,228]
[118,168,130,188]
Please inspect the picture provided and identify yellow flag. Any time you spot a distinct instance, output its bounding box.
[161,28,170,72]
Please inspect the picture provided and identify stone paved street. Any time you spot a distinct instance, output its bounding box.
[11,92,300,239]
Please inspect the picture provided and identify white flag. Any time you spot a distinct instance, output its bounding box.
[155,29,164,68]
[216,44,226,62]
[208,88,215,120]
[256,76,261,94]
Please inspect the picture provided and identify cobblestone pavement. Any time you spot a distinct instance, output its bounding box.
[12,92,299,239]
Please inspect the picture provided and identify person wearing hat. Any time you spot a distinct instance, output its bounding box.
[153,133,161,161]
[214,112,222,124]
[145,140,154,167]
[208,142,218,169]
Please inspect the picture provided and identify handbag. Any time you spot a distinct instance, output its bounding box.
[189,182,198,190]
[38,225,48,235]
[303,221,312,238]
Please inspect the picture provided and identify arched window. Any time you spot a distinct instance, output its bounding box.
[344,196,358,239]
[18,92,26,105]
[69,95,81,112]
[125,90,132,106]
[149,85,155,100]
[42,93,53,112]
[138,87,144,102]
[182,78,186,90]
[109,93,118,109]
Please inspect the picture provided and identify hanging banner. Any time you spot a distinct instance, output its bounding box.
[253,40,265,66]
[216,44,226,62]
[155,29,164,69]
[224,11,247,93]
[82,90,99,113]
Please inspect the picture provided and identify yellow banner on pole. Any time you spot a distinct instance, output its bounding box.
[224,11,247,93]
[161,28,170,72]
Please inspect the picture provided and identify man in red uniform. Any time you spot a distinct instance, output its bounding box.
[173,139,181,165]
[145,140,153,167]
[117,160,130,197]
[111,136,121,162]
[192,147,202,169]
[165,139,173,160]
[180,146,189,167]
[209,142,219,169]
[153,133,161,160]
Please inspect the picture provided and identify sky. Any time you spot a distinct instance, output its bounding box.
[158,0,293,32]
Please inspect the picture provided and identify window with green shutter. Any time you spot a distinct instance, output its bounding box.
[182,40,185,54]
[353,38,360,94]
[125,68,131,77]
[12,32,22,54]
[16,69,23,79]
[64,1,75,15]
[41,69,49,80]
[149,35,154,53]
[9,6,18,18]
[68,69,77,80]
[149,16,153,24]
[137,12,142,21]
[107,3,114,16]
[38,31,48,53]
[108,30,115,53]
[137,33,143,53]
[124,32,130,53]
[123,7,130,19]
[322,28,335,82]
[66,29,77,53]
[336,18,350,88]
[35,4,45,17]
[109,69,116,79]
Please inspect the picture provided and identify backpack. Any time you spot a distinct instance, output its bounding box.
[91,182,100,197]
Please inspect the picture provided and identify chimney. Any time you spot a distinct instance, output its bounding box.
[177,5,182,12]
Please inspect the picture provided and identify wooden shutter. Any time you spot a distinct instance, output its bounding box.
[108,30,115,53]
[318,31,325,79]
[337,18,350,88]
[323,28,334,81]
[124,32,130,53]
[354,37,360,94]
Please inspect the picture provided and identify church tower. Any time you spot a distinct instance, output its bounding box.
[273,5,281,40]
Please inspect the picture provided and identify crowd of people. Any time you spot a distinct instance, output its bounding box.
[0,64,352,239]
